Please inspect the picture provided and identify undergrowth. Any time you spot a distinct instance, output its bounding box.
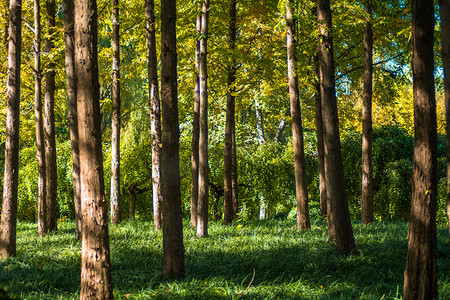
[0,217,449,299]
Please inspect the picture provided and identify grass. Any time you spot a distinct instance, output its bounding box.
[0,217,449,299]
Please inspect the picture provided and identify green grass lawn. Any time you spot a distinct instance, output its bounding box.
[0,217,449,299]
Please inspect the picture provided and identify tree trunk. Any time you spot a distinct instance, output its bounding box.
[0,0,21,258]
[314,54,327,217]
[146,0,162,230]
[197,0,210,238]
[403,0,438,298]
[44,0,57,232]
[128,190,136,220]
[361,0,374,225]
[190,3,201,228]
[75,0,114,297]
[317,0,355,254]
[110,0,121,225]
[62,0,81,239]
[440,0,450,238]
[160,0,185,279]
[286,0,310,230]
[34,0,47,237]
[231,129,238,219]
[224,0,237,225]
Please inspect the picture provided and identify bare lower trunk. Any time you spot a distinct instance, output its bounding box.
[361,0,374,225]
[146,0,162,230]
[44,0,57,232]
[403,1,438,299]
[286,0,310,230]
[62,0,81,239]
[0,0,21,258]
[197,0,210,238]
[110,0,121,225]
[35,0,47,237]
[129,191,136,220]
[160,0,185,279]
[75,0,114,297]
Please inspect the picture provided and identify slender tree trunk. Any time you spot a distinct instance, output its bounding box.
[62,0,81,239]
[161,0,185,279]
[224,0,237,225]
[361,0,374,225]
[255,97,268,220]
[317,0,355,254]
[190,3,201,228]
[110,0,121,225]
[440,0,450,238]
[146,0,162,230]
[197,0,210,237]
[231,129,238,218]
[314,54,327,217]
[286,0,310,230]
[129,190,136,220]
[44,0,57,232]
[0,0,21,258]
[75,0,114,297]
[403,0,438,298]
[35,0,47,237]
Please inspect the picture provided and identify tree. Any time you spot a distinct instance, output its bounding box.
[0,0,21,258]
[161,0,185,279]
[44,0,58,232]
[110,0,121,225]
[197,0,210,237]
[440,0,450,237]
[223,0,237,225]
[317,0,355,253]
[403,0,438,298]
[361,0,374,225]
[62,0,81,239]
[34,0,47,237]
[75,0,114,296]
[146,0,162,230]
[190,2,201,228]
[286,0,310,230]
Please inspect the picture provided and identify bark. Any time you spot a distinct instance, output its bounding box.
[255,98,266,145]
[62,0,81,239]
[0,0,21,258]
[197,0,210,238]
[286,0,310,230]
[160,0,185,279]
[314,55,327,217]
[231,129,238,218]
[440,0,450,238]
[75,0,114,297]
[274,119,287,143]
[403,0,438,298]
[224,0,237,225]
[44,0,57,232]
[110,0,121,225]
[146,0,162,230]
[128,191,136,220]
[361,0,374,225]
[317,0,355,253]
[34,0,47,237]
[190,3,201,228]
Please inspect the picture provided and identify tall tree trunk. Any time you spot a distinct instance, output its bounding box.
[44,0,57,232]
[75,0,114,297]
[286,0,310,230]
[161,0,185,279]
[361,0,374,225]
[231,129,238,218]
[197,0,210,237]
[190,3,201,228]
[255,97,268,220]
[314,54,327,217]
[110,0,121,225]
[62,0,81,239]
[317,0,355,254]
[440,0,450,238]
[146,0,162,230]
[224,0,237,225]
[0,0,21,258]
[35,0,47,237]
[403,0,438,298]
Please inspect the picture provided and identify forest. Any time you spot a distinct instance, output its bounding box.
[0,0,449,298]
